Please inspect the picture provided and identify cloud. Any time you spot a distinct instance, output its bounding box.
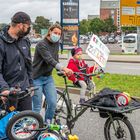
[0,0,100,23]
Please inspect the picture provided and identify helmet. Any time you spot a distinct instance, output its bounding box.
[116,92,131,106]
[37,132,60,140]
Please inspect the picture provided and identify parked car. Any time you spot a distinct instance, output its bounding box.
[99,36,108,44]
[108,37,116,44]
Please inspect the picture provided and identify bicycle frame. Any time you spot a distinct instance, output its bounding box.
[55,74,96,130]
[55,72,140,140]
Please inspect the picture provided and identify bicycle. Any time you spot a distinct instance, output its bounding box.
[0,87,44,140]
[53,71,140,140]
[0,87,79,140]
[8,112,78,140]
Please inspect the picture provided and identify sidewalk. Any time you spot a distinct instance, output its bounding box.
[59,54,140,63]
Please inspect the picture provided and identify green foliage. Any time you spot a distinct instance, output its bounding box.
[79,19,89,35]
[94,73,140,97]
[53,70,140,97]
[79,17,117,35]
[89,18,105,35]
[33,16,51,34]
[121,26,137,33]
[104,17,117,33]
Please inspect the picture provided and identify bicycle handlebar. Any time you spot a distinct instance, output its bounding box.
[0,87,38,99]
[74,69,105,77]
[57,68,105,77]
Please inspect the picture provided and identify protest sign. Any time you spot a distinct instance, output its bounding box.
[86,34,110,68]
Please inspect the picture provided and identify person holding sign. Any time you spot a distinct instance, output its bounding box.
[67,47,98,104]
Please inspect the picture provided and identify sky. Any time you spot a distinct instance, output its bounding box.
[0,0,100,23]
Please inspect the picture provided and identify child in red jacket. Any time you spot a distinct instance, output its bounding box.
[67,47,97,103]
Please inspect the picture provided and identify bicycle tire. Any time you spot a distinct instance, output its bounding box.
[37,130,64,140]
[6,110,44,140]
[104,116,136,140]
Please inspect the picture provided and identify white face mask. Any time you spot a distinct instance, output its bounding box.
[50,33,60,43]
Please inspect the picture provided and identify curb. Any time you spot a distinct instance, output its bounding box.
[56,86,140,100]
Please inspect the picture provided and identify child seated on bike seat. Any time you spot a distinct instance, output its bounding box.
[67,47,98,104]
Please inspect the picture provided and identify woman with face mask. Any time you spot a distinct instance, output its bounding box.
[32,24,73,124]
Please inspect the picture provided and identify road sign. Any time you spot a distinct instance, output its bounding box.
[62,25,78,49]
[61,0,79,50]
[120,0,140,26]
[61,0,79,24]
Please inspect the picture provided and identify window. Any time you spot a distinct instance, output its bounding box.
[123,36,136,43]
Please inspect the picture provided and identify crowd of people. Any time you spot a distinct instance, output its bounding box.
[0,11,98,124]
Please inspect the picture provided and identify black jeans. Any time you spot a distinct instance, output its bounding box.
[17,95,32,111]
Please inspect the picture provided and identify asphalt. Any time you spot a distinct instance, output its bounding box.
[59,53,140,63]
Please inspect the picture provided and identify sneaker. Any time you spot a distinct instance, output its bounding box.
[79,98,85,104]
[44,119,51,126]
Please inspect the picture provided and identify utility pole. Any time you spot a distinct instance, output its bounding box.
[137,27,140,54]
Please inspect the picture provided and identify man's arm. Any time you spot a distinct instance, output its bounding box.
[0,43,9,91]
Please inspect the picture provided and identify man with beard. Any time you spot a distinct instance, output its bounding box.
[0,12,33,111]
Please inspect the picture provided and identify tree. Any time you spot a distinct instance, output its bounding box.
[89,18,104,35]
[33,16,51,34]
[104,17,117,33]
[79,19,89,35]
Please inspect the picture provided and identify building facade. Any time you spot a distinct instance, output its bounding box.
[88,15,100,20]
[100,0,120,31]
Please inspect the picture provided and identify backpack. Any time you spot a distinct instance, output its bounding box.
[88,88,123,118]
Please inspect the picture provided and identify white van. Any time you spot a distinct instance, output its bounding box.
[122,33,137,54]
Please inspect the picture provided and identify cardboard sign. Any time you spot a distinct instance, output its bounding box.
[86,34,110,68]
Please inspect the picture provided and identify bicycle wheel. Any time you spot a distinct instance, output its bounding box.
[37,130,64,140]
[6,110,44,140]
[104,116,136,140]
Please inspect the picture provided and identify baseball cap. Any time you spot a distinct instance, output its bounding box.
[11,12,31,24]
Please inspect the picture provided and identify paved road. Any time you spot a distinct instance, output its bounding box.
[60,60,140,75]
[72,108,140,140]
[106,62,140,75]
[63,94,140,140]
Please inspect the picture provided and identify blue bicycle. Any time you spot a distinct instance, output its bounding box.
[0,87,44,140]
